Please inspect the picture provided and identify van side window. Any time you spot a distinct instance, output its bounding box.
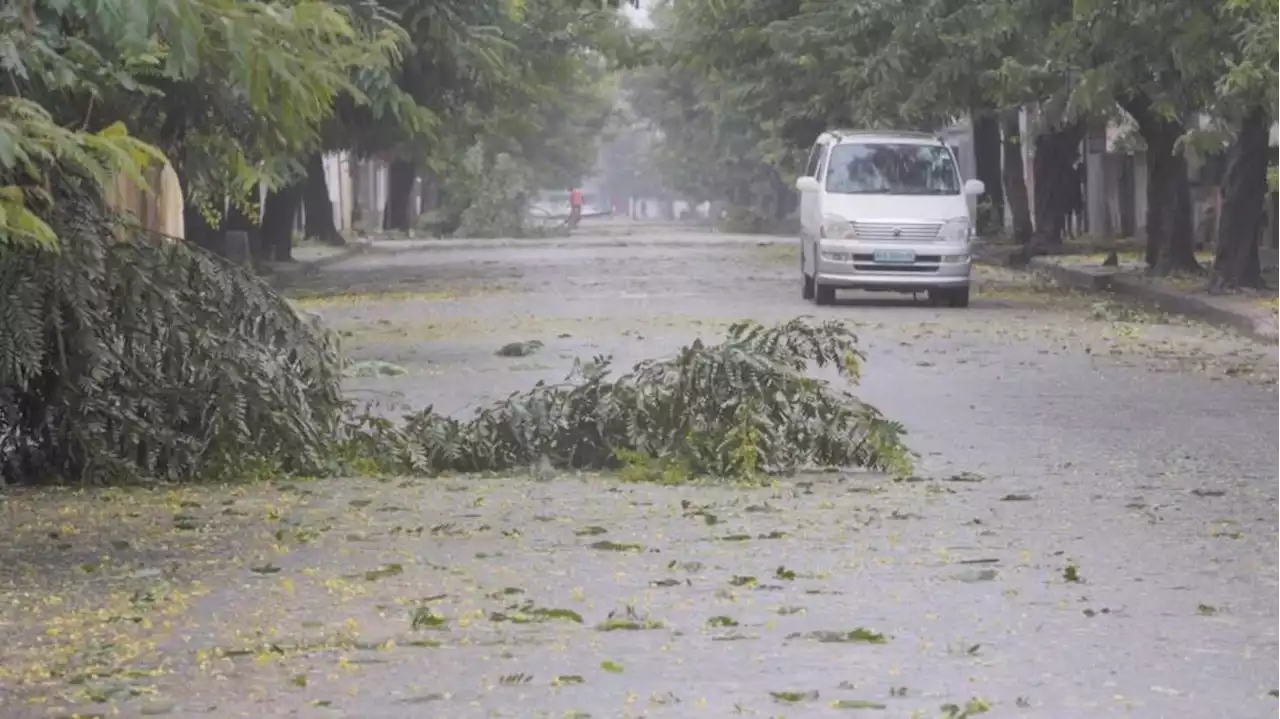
[815,144,831,180]
[804,144,824,178]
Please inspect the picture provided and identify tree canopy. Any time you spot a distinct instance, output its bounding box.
[626,0,1276,283]
[0,0,642,484]
[2,0,1274,483]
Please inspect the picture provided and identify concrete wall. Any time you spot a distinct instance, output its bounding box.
[327,154,392,232]
[1009,106,1154,240]
[940,119,980,221]
[104,162,185,239]
[108,155,386,240]
[626,198,708,219]
[322,153,353,231]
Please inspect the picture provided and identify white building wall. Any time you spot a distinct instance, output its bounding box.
[322,152,353,231]
[320,155,393,231]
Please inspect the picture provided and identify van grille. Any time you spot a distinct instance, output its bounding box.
[852,221,942,242]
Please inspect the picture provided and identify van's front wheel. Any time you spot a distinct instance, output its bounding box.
[929,287,970,308]
[800,247,815,300]
[814,282,836,306]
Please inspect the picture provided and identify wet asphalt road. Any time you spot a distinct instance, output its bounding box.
[292,232,1279,717]
[1,230,1276,719]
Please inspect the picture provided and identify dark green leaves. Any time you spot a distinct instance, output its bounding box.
[2,164,346,485]
[339,317,911,480]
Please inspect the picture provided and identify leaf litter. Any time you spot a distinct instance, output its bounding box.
[14,259,1277,718]
[0,472,952,716]
[243,238,1279,718]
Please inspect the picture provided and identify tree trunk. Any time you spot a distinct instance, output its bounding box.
[349,159,365,231]
[1030,121,1083,248]
[170,164,219,252]
[1209,104,1269,291]
[1001,111,1033,245]
[1161,153,1198,274]
[260,185,301,262]
[223,186,263,262]
[1121,95,1200,274]
[972,110,1004,236]
[1142,152,1166,267]
[420,172,440,212]
[182,201,220,254]
[774,173,797,220]
[383,159,416,231]
[303,153,344,245]
[662,199,676,220]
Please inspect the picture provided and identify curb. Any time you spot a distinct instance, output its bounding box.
[353,234,795,253]
[1030,258,1278,343]
[302,240,376,269]
[265,234,798,277]
[262,240,375,276]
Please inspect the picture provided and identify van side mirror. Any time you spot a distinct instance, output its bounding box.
[963,179,986,196]
[795,176,820,193]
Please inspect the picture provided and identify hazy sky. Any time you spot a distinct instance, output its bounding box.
[622,3,652,28]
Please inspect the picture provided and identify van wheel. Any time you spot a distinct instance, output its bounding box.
[814,282,836,306]
[800,247,815,300]
[931,287,970,308]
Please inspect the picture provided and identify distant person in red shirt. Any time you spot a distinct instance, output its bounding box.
[568,188,583,230]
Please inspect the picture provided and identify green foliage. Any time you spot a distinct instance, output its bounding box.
[1214,0,1279,112]
[340,318,913,480]
[717,205,797,235]
[597,103,664,203]
[1267,167,1279,194]
[390,0,629,196]
[614,448,695,485]
[617,1,821,217]
[480,1,622,185]
[0,99,166,250]
[3,0,403,247]
[450,145,540,238]
[0,0,654,485]
[0,185,344,485]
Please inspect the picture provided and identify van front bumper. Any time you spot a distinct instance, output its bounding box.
[815,248,971,291]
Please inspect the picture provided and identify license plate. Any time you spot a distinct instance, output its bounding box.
[873,250,915,264]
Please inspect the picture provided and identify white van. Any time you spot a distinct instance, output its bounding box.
[796,130,985,307]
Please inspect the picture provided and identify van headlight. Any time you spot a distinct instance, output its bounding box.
[940,217,973,244]
[821,215,856,239]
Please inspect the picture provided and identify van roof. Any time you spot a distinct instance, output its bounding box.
[821,129,944,145]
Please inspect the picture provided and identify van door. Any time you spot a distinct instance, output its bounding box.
[799,142,827,240]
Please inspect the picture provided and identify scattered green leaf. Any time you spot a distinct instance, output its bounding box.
[411,607,446,630]
[588,540,642,552]
[831,699,887,710]
[771,690,819,703]
[793,628,888,644]
[362,563,403,581]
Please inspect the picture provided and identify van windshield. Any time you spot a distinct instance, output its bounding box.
[825,143,960,195]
